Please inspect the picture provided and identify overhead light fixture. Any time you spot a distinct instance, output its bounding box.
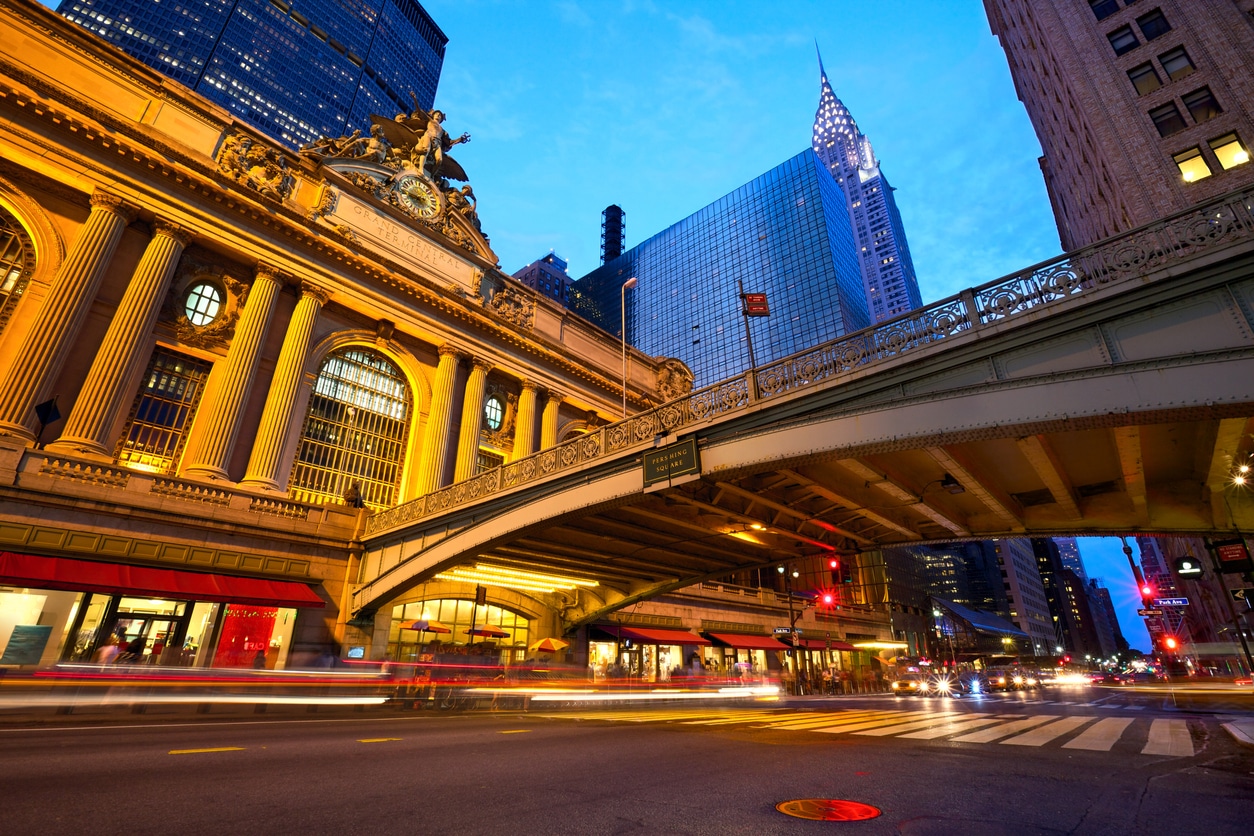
[940,473,965,494]
[434,563,599,594]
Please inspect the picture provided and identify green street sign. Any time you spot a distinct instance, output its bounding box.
[643,438,700,487]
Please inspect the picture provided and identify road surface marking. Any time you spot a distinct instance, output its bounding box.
[498,730,531,734]
[951,715,1058,743]
[757,710,899,730]
[1142,719,1193,756]
[358,738,402,743]
[1002,716,1095,746]
[1062,717,1134,751]
[897,715,1005,740]
[169,747,244,755]
[811,712,956,735]
[851,714,968,737]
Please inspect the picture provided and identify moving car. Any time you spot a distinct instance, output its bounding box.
[923,671,989,698]
[890,673,926,696]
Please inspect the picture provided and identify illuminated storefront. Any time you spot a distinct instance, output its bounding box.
[0,553,322,668]
[387,598,531,665]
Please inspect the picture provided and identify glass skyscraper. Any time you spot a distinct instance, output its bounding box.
[572,150,868,388]
[60,0,446,149]
[812,52,922,323]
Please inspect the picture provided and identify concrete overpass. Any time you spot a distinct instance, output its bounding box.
[352,187,1254,626]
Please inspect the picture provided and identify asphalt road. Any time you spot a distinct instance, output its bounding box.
[1,688,1251,835]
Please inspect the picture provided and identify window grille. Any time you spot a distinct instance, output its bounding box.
[289,347,411,510]
[115,349,212,473]
[0,210,34,336]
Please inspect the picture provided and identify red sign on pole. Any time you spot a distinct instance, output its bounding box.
[742,293,770,316]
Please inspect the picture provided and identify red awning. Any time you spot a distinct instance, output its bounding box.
[706,632,790,651]
[597,626,711,646]
[797,638,857,651]
[0,552,325,608]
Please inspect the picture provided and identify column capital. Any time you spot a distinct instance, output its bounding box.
[544,390,565,406]
[299,281,333,305]
[438,343,465,361]
[470,357,493,375]
[152,218,195,247]
[89,190,137,224]
[519,380,540,393]
[254,262,286,285]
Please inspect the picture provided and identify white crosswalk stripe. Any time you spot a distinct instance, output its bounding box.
[537,707,1197,756]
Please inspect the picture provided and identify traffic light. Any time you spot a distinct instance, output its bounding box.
[1139,582,1155,606]
[1162,636,1179,652]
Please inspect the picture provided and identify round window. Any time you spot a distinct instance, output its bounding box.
[483,396,504,431]
[184,282,223,326]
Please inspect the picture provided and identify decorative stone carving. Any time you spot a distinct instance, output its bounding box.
[306,187,338,222]
[375,319,395,343]
[161,250,246,350]
[655,358,694,401]
[487,287,535,330]
[215,131,294,201]
[480,382,517,449]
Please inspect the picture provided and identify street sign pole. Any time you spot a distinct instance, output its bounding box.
[1205,538,1254,676]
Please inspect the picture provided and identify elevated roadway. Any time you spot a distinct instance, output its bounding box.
[353,188,1254,623]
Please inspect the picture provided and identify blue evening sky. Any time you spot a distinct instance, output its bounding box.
[40,0,1151,650]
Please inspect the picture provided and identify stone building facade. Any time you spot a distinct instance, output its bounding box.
[0,0,674,669]
[985,0,1254,249]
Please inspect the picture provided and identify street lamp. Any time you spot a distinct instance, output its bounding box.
[779,564,802,694]
[620,277,637,418]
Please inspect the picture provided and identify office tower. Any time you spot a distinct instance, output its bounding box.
[993,539,1058,656]
[1085,580,1125,657]
[601,205,626,264]
[60,0,447,149]
[1054,536,1087,581]
[985,0,1254,250]
[512,252,573,307]
[572,150,868,388]
[812,51,922,323]
[1030,537,1070,652]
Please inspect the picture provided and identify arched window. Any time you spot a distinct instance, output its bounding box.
[388,598,531,663]
[289,347,412,509]
[0,207,35,336]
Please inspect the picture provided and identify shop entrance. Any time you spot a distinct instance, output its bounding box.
[64,594,193,664]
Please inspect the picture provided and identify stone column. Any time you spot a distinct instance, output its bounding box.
[453,357,492,483]
[239,281,331,492]
[510,381,539,461]
[181,264,283,480]
[47,219,193,458]
[414,344,462,496]
[540,390,564,449]
[0,191,135,439]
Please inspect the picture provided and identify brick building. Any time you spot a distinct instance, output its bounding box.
[985,0,1254,249]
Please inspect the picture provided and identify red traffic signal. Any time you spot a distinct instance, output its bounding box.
[1163,636,1179,651]
[829,558,839,570]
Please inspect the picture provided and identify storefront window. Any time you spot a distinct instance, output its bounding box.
[388,598,530,663]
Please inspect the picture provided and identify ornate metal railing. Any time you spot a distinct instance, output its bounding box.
[365,187,1254,536]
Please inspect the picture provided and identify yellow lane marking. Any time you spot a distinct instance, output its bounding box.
[358,738,402,743]
[499,729,532,734]
[169,747,244,755]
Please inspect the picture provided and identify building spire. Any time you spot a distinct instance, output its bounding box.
[812,45,861,172]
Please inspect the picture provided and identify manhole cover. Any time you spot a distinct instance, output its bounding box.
[776,799,882,822]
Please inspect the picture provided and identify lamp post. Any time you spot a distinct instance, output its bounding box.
[620,277,637,418]
[779,564,801,694]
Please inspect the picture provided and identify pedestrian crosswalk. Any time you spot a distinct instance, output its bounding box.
[538,707,1196,757]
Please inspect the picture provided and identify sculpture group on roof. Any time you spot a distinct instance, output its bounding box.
[298,96,481,237]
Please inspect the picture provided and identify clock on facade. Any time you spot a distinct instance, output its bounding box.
[392,174,444,221]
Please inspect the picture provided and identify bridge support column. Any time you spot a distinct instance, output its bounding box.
[415,344,462,495]
[541,390,564,449]
[510,381,538,461]
[453,357,492,482]
[48,219,193,459]
[0,190,135,440]
[240,281,331,492]
[181,264,283,480]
